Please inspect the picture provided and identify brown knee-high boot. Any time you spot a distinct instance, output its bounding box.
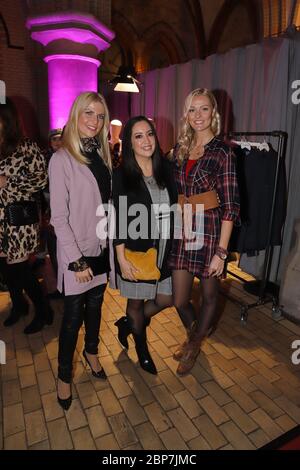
[173,321,217,362]
[176,328,205,376]
[173,320,198,361]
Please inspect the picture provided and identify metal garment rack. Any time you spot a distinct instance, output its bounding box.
[220,131,288,322]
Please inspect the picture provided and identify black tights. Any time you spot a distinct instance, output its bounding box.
[126,293,173,335]
[126,299,144,335]
[144,294,173,321]
[0,258,45,316]
[172,270,219,335]
[0,258,24,309]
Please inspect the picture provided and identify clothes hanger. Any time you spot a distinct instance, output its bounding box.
[231,137,251,150]
[240,136,251,150]
[258,135,270,152]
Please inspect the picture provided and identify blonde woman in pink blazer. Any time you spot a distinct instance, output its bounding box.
[49,92,114,410]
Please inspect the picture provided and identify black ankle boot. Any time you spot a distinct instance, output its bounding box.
[4,308,21,327]
[114,316,131,349]
[23,316,45,334]
[23,303,53,334]
[133,330,157,375]
[44,305,54,325]
[3,301,29,327]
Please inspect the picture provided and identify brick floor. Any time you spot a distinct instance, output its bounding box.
[1,263,300,450]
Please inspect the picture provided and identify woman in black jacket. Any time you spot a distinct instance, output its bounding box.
[113,116,177,374]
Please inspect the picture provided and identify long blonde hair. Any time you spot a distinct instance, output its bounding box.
[62,91,112,169]
[176,88,221,165]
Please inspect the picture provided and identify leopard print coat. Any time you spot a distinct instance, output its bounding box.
[0,139,47,262]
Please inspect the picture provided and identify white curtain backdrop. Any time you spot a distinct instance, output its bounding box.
[131,37,290,153]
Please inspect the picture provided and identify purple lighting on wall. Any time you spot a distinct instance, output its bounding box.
[26,13,115,52]
[44,55,100,129]
[31,28,110,52]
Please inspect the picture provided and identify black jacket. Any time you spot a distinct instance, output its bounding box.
[230,146,286,253]
[112,159,178,282]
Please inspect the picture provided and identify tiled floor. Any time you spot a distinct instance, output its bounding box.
[1,264,300,450]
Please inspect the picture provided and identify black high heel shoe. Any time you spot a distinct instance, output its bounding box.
[114,316,131,349]
[57,394,72,410]
[83,350,107,380]
[57,381,72,410]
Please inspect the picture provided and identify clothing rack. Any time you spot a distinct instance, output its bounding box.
[221,130,288,322]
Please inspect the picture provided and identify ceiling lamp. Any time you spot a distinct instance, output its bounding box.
[110,66,140,93]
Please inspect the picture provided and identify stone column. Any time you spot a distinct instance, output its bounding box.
[26,12,115,129]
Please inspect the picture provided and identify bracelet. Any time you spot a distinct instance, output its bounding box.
[215,246,228,260]
[216,246,228,255]
[68,256,89,272]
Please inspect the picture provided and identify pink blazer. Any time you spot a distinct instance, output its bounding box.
[48,148,115,295]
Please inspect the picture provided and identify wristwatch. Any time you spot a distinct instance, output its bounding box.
[216,246,228,261]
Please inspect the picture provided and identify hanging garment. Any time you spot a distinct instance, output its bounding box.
[230,145,286,253]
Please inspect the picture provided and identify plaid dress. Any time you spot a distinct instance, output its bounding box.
[168,137,240,278]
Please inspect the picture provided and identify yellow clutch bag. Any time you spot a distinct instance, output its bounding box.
[124,247,161,281]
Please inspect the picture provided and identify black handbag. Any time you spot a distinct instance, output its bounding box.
[6,200,39,226]
[85,247,110,275]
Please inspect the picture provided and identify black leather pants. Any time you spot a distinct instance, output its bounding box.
[58,283,106,383]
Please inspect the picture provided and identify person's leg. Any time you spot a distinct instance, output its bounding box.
[177,276,220,376]
[114,315,131,349]
[197,276,220,337]
[114,297,145,350]
[83,284,106,378]
[58,292,85,385]
[57,291,85,409]
[0,257,29,326]
[115,293,172,351]
[126,299,145,335]
[126,298,157,374]
[171,270,198,360]
[7,260,53,334]
[144,293,173,321]
[172,270,197,329]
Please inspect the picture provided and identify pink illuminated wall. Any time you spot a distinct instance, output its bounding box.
[45,55,100,129]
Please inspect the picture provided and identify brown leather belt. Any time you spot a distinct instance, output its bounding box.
[178,190,219,212]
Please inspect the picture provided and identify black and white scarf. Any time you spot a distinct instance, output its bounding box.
[80,137,101,153]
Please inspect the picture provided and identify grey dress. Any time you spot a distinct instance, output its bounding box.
[117,176,172,299]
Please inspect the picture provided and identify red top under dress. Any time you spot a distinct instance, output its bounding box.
[185,158,197,177]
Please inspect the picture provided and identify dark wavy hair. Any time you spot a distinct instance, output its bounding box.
[0,97,23,159]
[121,116,166,191]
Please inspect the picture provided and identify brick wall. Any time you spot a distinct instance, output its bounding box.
[0,20,5,78]
[0,0,42,141]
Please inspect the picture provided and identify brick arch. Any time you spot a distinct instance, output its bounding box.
[207,0,261,55]
[141,22,188,71]
[111,10,139,68]
[111,12,187,73]
[0,13,24,49]
[186,0,207,58]
[0,16,4,76]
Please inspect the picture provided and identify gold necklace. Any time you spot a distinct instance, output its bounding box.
[189,143,204,160]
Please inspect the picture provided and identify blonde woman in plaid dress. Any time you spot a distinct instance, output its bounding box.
[168,89,240,376]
